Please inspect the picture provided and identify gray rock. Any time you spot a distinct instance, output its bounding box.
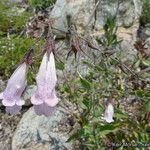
[138,24,150,40]
[137,24,150,55]
[145,37,150,55]
[50,0,142,36]
[12,107,74,150]
[146,37,150,49]
[96,0,140,28]
[115,40,137,64]
[22,85,36,106]
[50,0,95,36]
[11,0,23,3]
[0,80,5,92]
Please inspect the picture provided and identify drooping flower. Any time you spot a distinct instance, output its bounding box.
[103,102,114,123]
[31,52,59,116]
[0,63,28,115]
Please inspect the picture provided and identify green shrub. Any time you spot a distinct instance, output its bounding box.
[140,0,150,26]
[59,17,149,149]
[60,58,149,149]
[0,35,44,83]
[27,0,56,11]
[0,0,31,34]
[96,17,121,48]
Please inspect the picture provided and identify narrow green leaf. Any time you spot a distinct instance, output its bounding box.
[78,72,91,90]
[142,59,150,66]
[67,128,84,142]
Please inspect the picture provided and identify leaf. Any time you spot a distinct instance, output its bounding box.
[95,65,104,72]
[78,100,88,109]
[114,109,128,119]
[82,98,91,108]
[144,101,150,112]
[67,128,84,142]
[82,60,93,68]
[136,90,150,98]
[56,61,65,70]
[98,123,122,136]
[142,59,150,66]
[134,60,141,68]
[78,72,91,90]
[136,90,145,98]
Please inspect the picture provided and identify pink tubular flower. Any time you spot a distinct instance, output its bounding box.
[0,63,28,115]
[31,52,59,116]
[103,103,114,123]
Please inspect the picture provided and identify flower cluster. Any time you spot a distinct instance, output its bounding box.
[31,52,59,116]
[0,37,114,121]
[0,39,59,117]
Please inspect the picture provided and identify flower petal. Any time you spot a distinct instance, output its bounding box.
[16,99,25,106]
[31,94,44,105]
[44,90,59,107]
[31,52,59,116]
[36,53,48,85]
[2,99,16,106]
[34,103,55,117]
[0,92,3,99]
[6,105,22,115]
[46,52,57,90]
[103,103,114,123]
[8,63,27,85]
[103,116,114,123]
[2,63,27,107]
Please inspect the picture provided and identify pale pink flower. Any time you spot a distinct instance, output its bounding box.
[103,103,114,123]
[0,63,28,115]
[31,52,59,116]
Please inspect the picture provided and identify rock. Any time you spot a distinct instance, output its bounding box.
[146,37,150,49]
[116,22,139,41]
[11,0,23,3]
[0,112,22,150]
[116,40,137,64]
[0,80,5,107]
[12,107,74,150]
[112,22,139,64]
[138,24,150,40]
[50,0,142,36]
[0,80,5,92]
[50,0,95,35]
[96,0,141,28]
[137,24,150,55]
[145,37,150,55]
[22,85,36,106]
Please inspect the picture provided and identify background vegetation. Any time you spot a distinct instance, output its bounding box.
[140,0,150,26]
[0,0,149,149]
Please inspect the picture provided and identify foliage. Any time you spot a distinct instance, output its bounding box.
[59,58,149,149]
[27,0,56,11]
[0,0,31,34]
[0,35,44,83]
[140,0,150,26]
[59,18,150,149]
[96,17,121,48]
